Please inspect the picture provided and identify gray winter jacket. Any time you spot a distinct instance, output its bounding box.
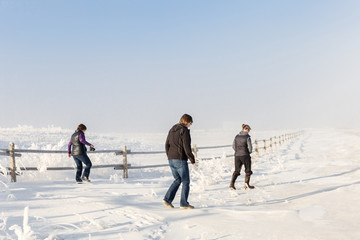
[232,131,252,157]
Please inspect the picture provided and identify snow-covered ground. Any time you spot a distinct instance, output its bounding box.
[1,127,359,240]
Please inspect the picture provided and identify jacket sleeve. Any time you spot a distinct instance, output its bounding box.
[165,132,170,156]
[247,137,253,154]
[79,132,92,146]
[183,129,195,163]
[232,138,236,151]
[68,139,72,154]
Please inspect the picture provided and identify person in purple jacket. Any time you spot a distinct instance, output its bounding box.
[68,124,95,183]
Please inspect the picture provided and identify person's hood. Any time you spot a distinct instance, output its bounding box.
[171,123,187,133]
[239,131,249,136]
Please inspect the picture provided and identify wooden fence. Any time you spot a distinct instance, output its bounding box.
[253,131,304,156]
[0,131,303,182]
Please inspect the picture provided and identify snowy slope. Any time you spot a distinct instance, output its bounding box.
[1,127,360,240]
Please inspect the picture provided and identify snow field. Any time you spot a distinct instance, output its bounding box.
[0,127,359,239]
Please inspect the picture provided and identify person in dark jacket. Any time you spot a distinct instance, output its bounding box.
[230,124,254,190]
[68,124,95,183]
[163,114,196,209]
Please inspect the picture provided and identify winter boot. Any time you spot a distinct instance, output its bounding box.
[244,175,255,189]
[180,204,195,210]
[82,177,91,182]
[230,171,240,190]
[162,200,174,209]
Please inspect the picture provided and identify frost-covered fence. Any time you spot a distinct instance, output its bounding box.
[253,131,303,156]
[1,144,131,182]
[0,143,22,182]
[1,131,303,182]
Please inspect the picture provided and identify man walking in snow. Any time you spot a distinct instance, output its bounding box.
[163,114,196,209]
[230,124,255,190]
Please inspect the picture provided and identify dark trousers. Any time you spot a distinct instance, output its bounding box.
[73,154,92,180]
[234,155,252,175]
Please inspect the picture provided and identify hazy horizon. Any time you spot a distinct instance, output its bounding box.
[1,0,359,133]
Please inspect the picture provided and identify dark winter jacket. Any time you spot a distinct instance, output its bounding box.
[232,131,253,157]
[165,123,195,163]
[68,130,92,156]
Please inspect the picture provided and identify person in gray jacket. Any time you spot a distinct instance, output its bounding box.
[230,124,254,190]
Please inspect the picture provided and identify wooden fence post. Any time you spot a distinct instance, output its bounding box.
[255,140,259,156]
[263,140,266,152]
[193,144,198,160]
[9,142,16,182]
[269,138,273,149]
[122,146,128,178]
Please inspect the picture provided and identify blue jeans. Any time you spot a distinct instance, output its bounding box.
[164,159,190,207]
[73,154,92,180]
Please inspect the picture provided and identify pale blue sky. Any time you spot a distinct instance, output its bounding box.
[0,0,359,133]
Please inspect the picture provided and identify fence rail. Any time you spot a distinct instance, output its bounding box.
[5,164,131,171]
[196,145,232,150]
[1,131,303,182]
